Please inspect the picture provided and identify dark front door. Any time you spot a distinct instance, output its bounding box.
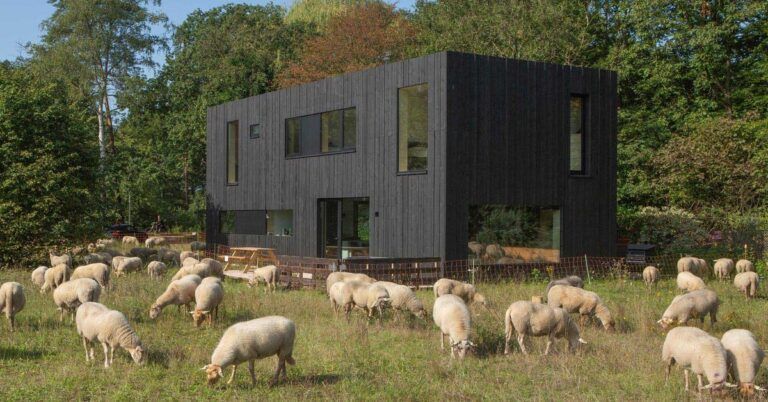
[318,198,369,258]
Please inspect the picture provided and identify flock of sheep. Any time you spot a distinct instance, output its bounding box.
[0,239,766,395]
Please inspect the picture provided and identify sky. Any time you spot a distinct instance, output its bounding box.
[0,0,417,65]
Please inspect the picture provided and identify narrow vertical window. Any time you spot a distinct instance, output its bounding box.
[569,95,587,175]
[343,108,356,148]
[227,121,239,184]
[398,83,429,172]
[249,123,261,139]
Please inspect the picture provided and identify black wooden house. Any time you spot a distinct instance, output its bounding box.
[206,52,617,261]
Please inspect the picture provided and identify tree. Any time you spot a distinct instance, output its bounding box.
[285,0,370,28]
[277,2,417,88]
[29,0,167,160]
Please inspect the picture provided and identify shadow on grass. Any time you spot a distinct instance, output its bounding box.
[291,373,343,385]
[0,346,45,360]
[147,349,170,368]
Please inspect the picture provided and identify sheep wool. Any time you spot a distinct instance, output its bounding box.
[203,316,296,386]
[147,261,167,279]
[53,278,101,322]
[180,251,196,262]
[49,252,72,268]
[181,257,199,267]
[677,257,702,276]
[70,263,110,291]
[676,271,706,293]
[713,259,734,280]
[41,264,72,293]
[733,272,759,299]
[545,275,584,295]
[433,278,487,306]
[721,329,765,397]
[347,281,390,318]
[736,259,755,273]
[325,271,376,294]
[156,248,180,266]
[122,236,139,246]
[642,266,659,287]
[662,326,729,392]
[150,274,202,319]
[0,282,25,331]
[192,277,224,327]
[328,282,353,318]
[433,295,473,359]
[504,301,586,355]
[145,237,166,248]
[373,281,425,319]
[129,247,157,262]
[547,285,615,331]
[76,302,145,368]
[172,259,223,281]
[31,266,49,289]
[111,256,128,272]
[247,265,278,292]
[658,289,719,330]
[116,257,143,276]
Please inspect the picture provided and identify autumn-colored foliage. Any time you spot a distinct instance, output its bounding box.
[277,2,417,88]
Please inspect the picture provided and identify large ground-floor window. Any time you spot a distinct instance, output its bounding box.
[468,205,561,263]
[218,209,293,236]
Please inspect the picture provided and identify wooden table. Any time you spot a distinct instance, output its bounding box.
[223,247,278,272]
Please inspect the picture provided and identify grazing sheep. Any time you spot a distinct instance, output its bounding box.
[657,289,719,330]
[49,252,72,268]
[736,259,755,273]
[713,259,734,280]
[721,329,765,397]
[547,285,614,331]
[325,271,376,294]
[99,248,123,258]
[171,259,224,281]
[733,271,759,299]
[147,261,167,279]
[433,294,474,359]
[190,241,206,252]
[182,257,200,267]
[374,281,426,319]
[677,257,706,277]
[694,258,710,277]
[345,281,390,318]
[53,278,101,322]
[145,237,166,248]
[149,274,202,319]
[485,244,504,261]
[433,278,487,306]
[41,264,72,293]
[31,266,49,289]
[328,282,353,318]
[122,236,139,246]
[677,271,706,293]
[96,238,115,247]
[156,248,181,266]
[76,302,145,368]
[643,266,660,287]
[70,246,85,256]
[247,265,278,292]
[87,243,97,254]
[468,241,485,258]
[503,301,586,355]
[70,263,110,291]
[203,316,296,386]
[111,256,128,272]
[662,326,730,393]
[531,295,544,304]
[191,277,224,327]
[0,282,25,331]
[116,257,143,277]
[84,252,112,265]
[128,247,158,262]
[545,275,584,295]
[180,251,196,262]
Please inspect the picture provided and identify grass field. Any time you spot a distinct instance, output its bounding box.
[0,266,766,401]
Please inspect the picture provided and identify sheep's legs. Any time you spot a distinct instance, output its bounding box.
[8,315,14,331]
[503,332,511,355]
[517,334,528,355]
[109,344,115,366]
[227,365,237,384]
[544,336,555,356]
[82,338,90,362]
[684,369,690,391]
[440,332,445,350]
[270,358,284,386]
[696,374,704,392]
[102,343,110,368]
[248,360,256,385]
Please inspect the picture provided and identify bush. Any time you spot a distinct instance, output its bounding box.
[619,206,708,252]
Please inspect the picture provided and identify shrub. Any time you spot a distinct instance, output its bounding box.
[620,206,708,252]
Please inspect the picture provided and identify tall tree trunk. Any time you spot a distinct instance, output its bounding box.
[96,99,106,160]
[104,93,115,153]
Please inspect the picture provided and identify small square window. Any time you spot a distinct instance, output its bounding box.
[249,124,261,139]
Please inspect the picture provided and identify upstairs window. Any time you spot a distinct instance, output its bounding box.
[249,123,261,139]
[227,121,239,184]
[286,108,356,157]
[569,95,587,175]
[398,83,428,172]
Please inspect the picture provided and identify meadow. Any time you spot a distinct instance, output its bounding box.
[0,265,765,401]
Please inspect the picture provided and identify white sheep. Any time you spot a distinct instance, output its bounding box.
[70,263,110,291]
[75,302,145,368]
[182,257,199,267]
[643,266,660,287]
[325,271,376,294]
[721,329,765,397]
[157,248,180,266]
[191,277,224,327]
[40,264,72,293]
[503,301,586,355]
[115,256,143,277]
[433,294,474,359]
[247,265,278,292]
[713,258,734,280]
[374,281,426,319]
[328,281,353,318]
[49,252,72,268]
[0,282,25,331]
[122,236,139,246]
[677,257,707,277]
[657,289,719,330]
[545,275,584,295]
[180,251,196,262]
[111,256,128,272]
[662,326,731,393]
[202,316,296,386]
[53,278,101,322]
[733,271,759,299]
[736,259,755,273]
[149,274,202,319]
[546,285,614,331]
[171,259,224,281]
[145,236,166,248]
[31,266,49,289]
[147,261,167,279]
[96,238,115,247]
[433,278,487,306]
[676,271,706,293]
[347,281,390,318]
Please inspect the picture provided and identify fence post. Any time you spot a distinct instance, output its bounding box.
[471,259,476,285]
[584,254,592,285]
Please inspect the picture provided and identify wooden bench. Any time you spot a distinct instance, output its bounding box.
[223,247,278,272]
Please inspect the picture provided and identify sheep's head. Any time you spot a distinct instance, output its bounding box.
[451,340,475,359]
[149,305,161,319]
[203,364,223,385]
[657,317,674,330]
[247,277,260,288]
[129,345,146,365]
[473,293,487,306]
[191,310,208,327]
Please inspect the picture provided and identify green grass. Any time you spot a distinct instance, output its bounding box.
[0,267,765,401]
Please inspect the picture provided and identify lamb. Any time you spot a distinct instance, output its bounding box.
[676,271,706,293]
[325,271,376,294]
[736,259,755,273]
[373,281,426,319]
[171,259,224,281]
[432,294,474,359]
[662,326,731,393]
[545,275,584,295]
[147,261,167,279]
[503,301,586,355]
[180,251,196,262]
[116,257,143,276]
[433,278,487,306]
[713,258,734,280]
[157,248,180,266]
[733,271,759,299]
[202,316,296,386]
[52,278,101,322]
[149,274,202,319]
[247,265,278,292]
[547,285,614,331]
[0,282,25,331]
[721,329,765,397]
[122,236,139,246]
[191,277,224,327]
[145,236,166,248]
[643,266,660,287]
[346,281,390,318]
[70,263,110,291]
[657,289,719,330]
[75,302,145,368]
[129,247,158,262]
[49,252,72,268]
[40,264,72,293]
[31,266,49,289]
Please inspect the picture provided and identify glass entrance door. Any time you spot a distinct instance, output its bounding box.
[318,198,369,258]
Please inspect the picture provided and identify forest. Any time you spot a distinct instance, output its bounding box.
[1,0,767,264]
